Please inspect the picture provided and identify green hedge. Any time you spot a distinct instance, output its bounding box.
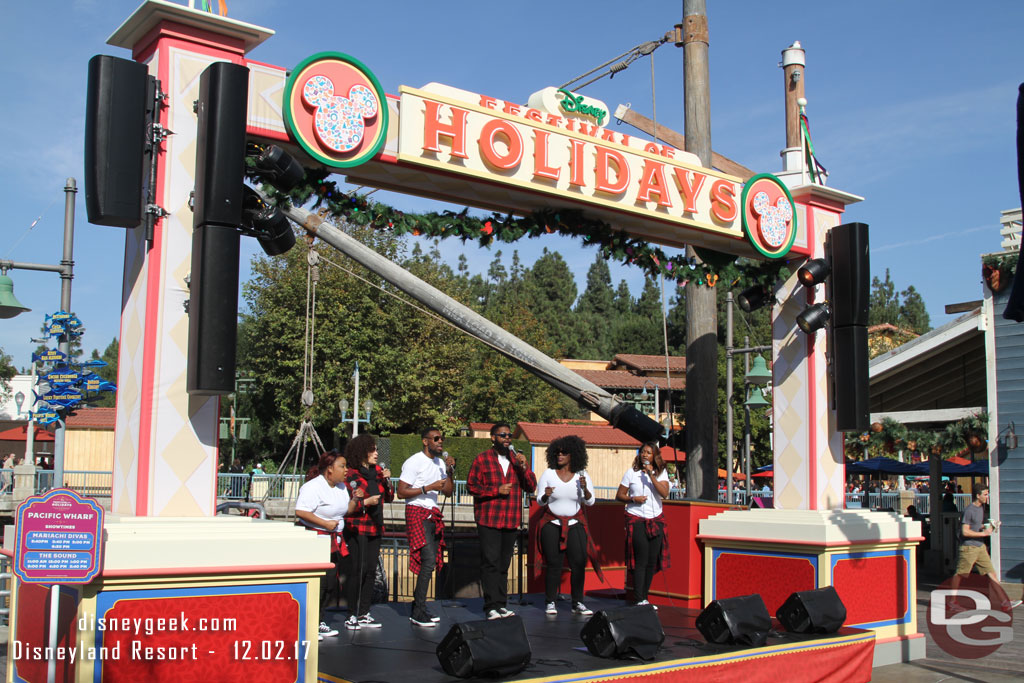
[385,435,531,481]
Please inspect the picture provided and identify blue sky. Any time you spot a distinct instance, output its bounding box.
[2,1,1023,367]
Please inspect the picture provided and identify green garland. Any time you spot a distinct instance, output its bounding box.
[256,167,793,292]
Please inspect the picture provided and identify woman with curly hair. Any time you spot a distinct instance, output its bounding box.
[536,435,601,617]
[343,434,394,630]
[615,442,670,608]
[294,449,358,639]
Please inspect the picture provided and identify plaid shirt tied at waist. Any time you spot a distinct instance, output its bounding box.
[467,449,537,529]
[406,504,445,575]
[536,507,605,583]
[343,465,394,537]
[625,513,671,571]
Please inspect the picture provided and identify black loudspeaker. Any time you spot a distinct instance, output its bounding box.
[580,604,664,660]
[696,594,771,648]
[827,222,870,328]
[776,586,847,634]
[193,61,250,229]
[84,55,149,228]
[436,616,532,678]
[187,224,240,395]
[832,325,869,432]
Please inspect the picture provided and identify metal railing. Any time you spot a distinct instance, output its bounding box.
[0,553,10,628]
[32,470,112,497]
[842,492,971,513]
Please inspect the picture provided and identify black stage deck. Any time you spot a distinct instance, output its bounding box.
[316,594,869,683]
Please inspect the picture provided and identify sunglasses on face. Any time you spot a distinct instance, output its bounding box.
[430,436,444,442]
[494,433,512,439]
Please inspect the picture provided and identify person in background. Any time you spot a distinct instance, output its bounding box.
[615,442,670,608]
[2,453,15,493]
[294,449,357,640]
[536,435,602,617]
[397,427,455,628]
[343,434,393,631]
[948,483,1021,613]
[467,422,537,620]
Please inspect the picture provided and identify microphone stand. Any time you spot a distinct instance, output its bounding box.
[443,466,462,608]
[512,447,530,606]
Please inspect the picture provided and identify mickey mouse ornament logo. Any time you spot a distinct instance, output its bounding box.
[740,173,798,259]
[284,52,389,168]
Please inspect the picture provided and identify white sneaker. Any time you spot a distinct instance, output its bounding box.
[636,600,658,611]
[572,602,593,616]
[358,614,382,629]
[318,633,324,641]
[345,616,361,630]
[497,607,515,618]
[545,602,557,615]
[319,621,339,637]
[486,609,502,620]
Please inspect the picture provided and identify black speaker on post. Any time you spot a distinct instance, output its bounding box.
[436,616,531,678]
[84,54,149,228]
[695,594,771,648]
[776,586,846,634]
[580,604,664,660]
[831,325,868,431]
[187,61,249,395]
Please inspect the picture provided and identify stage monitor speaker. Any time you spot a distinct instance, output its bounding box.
[84,54,149,228]
[436,615,531,678]
[776,586,847,634]
[695,594,771,648]
[580,604,664,660]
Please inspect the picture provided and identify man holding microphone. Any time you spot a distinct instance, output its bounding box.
[467,423,537,620]
[398,427,456,627]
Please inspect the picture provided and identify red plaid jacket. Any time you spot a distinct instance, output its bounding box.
[406,504,445,575]
[467,449,537,529]
[625,513,671,571]
[343,465,394,537]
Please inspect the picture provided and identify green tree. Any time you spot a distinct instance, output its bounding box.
[869,269,931,334]
[575,254,616,358]
[520,249,579,356]
[899,285,931,334]
[0,347,15,402]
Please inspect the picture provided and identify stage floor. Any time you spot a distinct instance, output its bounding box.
[316,594,875,683]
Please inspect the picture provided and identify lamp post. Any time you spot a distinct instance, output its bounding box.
[339,361,374,436]
[0,179,77,489]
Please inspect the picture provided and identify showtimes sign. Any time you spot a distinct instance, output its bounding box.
[14,488,104,584]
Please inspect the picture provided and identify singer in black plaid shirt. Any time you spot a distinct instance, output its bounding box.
[467,422,537,619]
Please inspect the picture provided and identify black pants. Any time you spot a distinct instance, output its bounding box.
[344,530,381,618]
[319,550,343,620]
[540,522,586,604]
[631,521,663,602]
[413,519,439,610]
[478,525,517,612]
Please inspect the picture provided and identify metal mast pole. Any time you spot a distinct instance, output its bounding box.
[53,178,76,490]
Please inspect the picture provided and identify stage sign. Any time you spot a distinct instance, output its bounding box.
[14,489,104,584]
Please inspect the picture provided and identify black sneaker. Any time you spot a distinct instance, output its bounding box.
[410,608,437,627]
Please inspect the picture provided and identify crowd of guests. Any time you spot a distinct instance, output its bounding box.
[291,425,672,638]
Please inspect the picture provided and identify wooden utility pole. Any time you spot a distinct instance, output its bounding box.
[680,0,718,501]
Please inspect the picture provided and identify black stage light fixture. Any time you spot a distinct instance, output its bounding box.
[695,594,771,648]
[796,302,829,334]
[737,285,770,313]
[436,616,531,678]
[797,258,830,288]
[777,586,847,634]
[580,604,664,661]
[242,187,296,256]
[249,144,305,192]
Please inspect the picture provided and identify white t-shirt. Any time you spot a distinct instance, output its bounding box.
[621,468,670,519]
[294,475,350,532]
[399,451,448,510]
[538,468,595,525]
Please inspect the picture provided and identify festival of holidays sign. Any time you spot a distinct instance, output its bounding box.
[281,53,799,259]
[15,489,104,584]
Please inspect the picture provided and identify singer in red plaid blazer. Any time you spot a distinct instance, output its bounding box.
[467,424,537,614]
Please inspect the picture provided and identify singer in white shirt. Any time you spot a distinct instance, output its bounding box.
[616,442,671,607]
[397,427,455,627]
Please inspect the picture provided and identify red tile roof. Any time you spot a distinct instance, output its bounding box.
[572,370,682,391]
[469,422,494,431]
[66,407,116,429]
[515,422,642,447]
[609,354,686,372]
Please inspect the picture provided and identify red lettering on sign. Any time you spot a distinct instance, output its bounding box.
[502,101,521,116]
[546,113,563,128]
[479,119,523,170]
[710,179,738,222]
[601,129,616,142]
[594,147,629,195]
[637,159,672,207]
[479,95,498,110]
[532,130,560,181]
[422,101,469,159]
[672,169,707,214]
[568,139,587,187]
[525,108,543,122]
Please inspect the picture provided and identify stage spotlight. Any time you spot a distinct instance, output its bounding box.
[250,144,305,192]
[242,186,296,256]
[796,302,829,334]
[776,586,846,634]
[695,594,771,647]
[580,604,664,661]
[436,616,531,678]
[737,285,770,313]
[797,258,829,288]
